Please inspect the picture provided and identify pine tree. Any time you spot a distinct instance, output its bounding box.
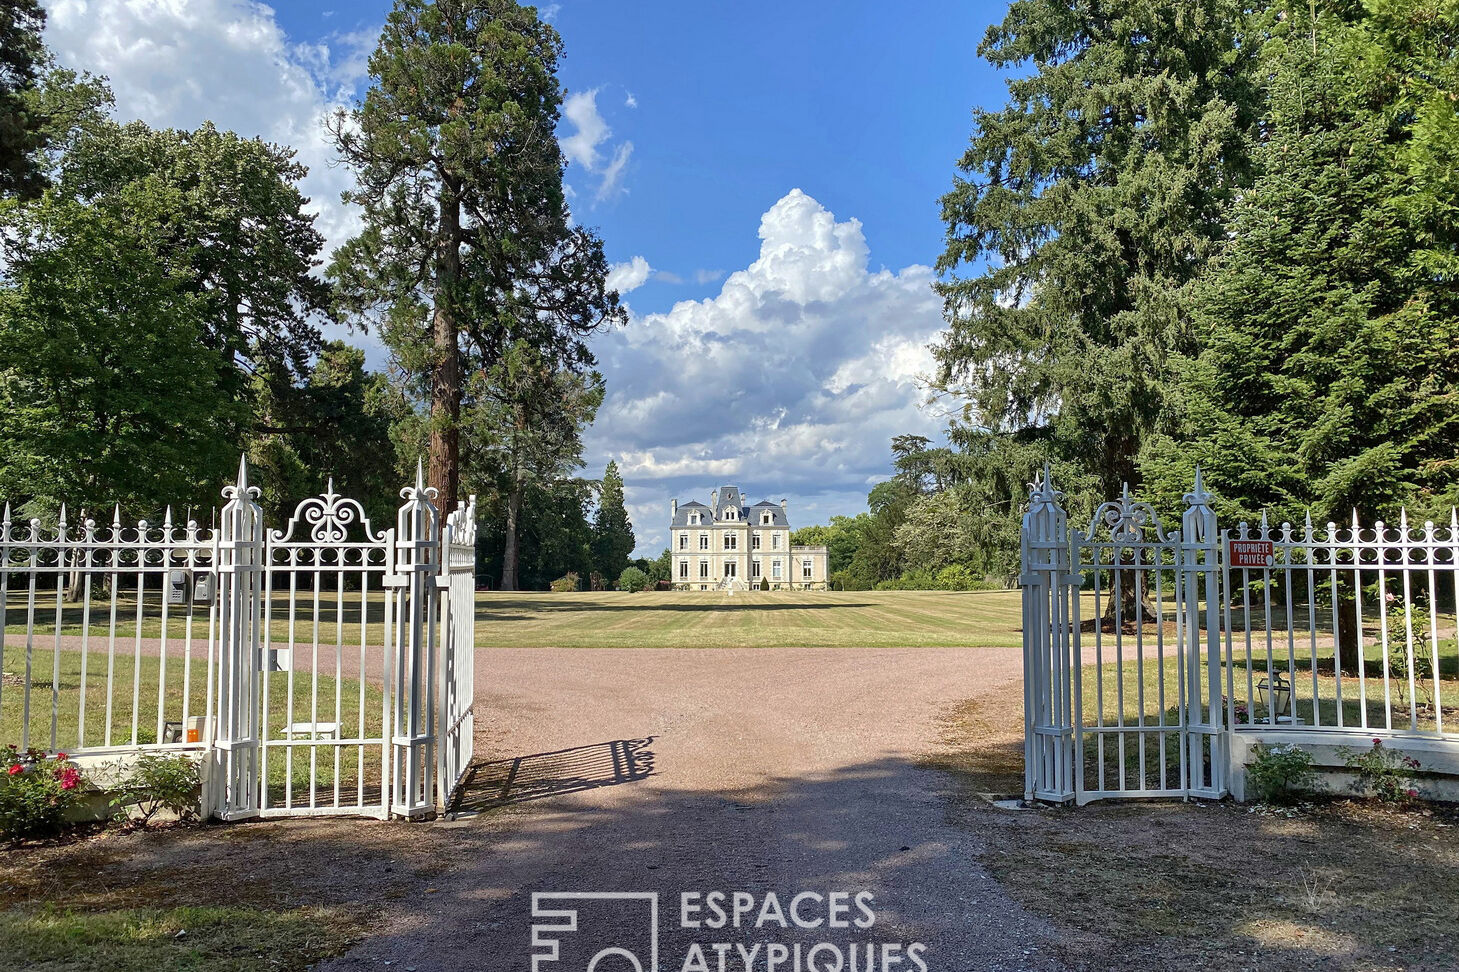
[1141,1,1459,671]
[0,0,48,199]
[1143,1,1459,527]
[934,0,1260,499]
[592,461,635,586]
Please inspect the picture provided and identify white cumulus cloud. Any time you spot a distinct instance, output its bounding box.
[45,0,372,258]
[557,86,633,204]
[606,255,653,295]
[586,189,946,554]
[559,88,610,169]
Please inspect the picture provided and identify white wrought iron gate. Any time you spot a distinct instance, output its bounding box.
[1022,470,1226,804]
[0,457,477,822]
[1024,470,1459,805]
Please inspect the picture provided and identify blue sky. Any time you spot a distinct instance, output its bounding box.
[43,1,1011,554]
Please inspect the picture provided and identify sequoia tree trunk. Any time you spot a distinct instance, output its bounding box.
[500,478,523,592]
[1333,575,1364,676]
[428,182,462,513]
[1100,549,1160,629]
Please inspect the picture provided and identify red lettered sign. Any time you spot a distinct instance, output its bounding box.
[1228,539,1274,569]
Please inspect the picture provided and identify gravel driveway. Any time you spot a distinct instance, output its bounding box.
[321,643,1066,972]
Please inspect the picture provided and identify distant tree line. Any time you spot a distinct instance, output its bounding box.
[0,0,636,591]
[816,0,1458,592]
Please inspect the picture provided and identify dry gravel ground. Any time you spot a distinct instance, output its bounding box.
[3,639,1068,971]
[316,643,1067,971]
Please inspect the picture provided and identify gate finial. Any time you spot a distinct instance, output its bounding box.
[1183,465,1214,509]
[235,453,250,494]
[415,456,426,493]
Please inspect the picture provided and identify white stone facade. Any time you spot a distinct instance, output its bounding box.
[669,486,829,591]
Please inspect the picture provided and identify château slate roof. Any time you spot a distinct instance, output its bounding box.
[748,500,789,528]
[671,501,710,528]
[670,489,789,529]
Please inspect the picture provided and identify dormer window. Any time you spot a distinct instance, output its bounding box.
[724,508,738,522]
[688,511,701,525]
[761,511,773,525]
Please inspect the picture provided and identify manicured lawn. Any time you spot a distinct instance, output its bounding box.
[473,589,1026,649]
[8,588,1027,650]
[3,590,388,647]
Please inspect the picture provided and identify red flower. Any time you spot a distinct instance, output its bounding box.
[54,752,67,761]
[58,767,80,791]
[6,764,20,776]
[1372,738,1382,746]
[1406,789,1418,798]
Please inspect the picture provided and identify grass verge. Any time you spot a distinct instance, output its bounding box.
[929,678,1459,971]
[0,903,360,972]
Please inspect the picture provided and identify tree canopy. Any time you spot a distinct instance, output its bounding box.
[934,0,1259,500]
[0,79,331,516]
[1140,0,1459,525]
[894,0,1459,586]
[0,0,48,199]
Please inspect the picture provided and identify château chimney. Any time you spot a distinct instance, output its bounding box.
[671,498,677,517]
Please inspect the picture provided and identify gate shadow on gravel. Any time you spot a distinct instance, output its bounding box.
[448,737,657,814]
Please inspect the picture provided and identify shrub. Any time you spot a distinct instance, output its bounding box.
[934,563,993,591]
[759,577,769,591]
[1341,738,1421,803]
[1246,743,1316,804]
[1,745,85,843]
[617,566,649,593]
[112,753,201,827]
[549,572,580,593]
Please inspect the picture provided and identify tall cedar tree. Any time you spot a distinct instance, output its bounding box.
[592,460,635,585]
[330,0,624,512]
[0,0,47,198]
[934,1,1259,502]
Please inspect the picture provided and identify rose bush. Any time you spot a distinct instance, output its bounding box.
[1,744,87,842]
